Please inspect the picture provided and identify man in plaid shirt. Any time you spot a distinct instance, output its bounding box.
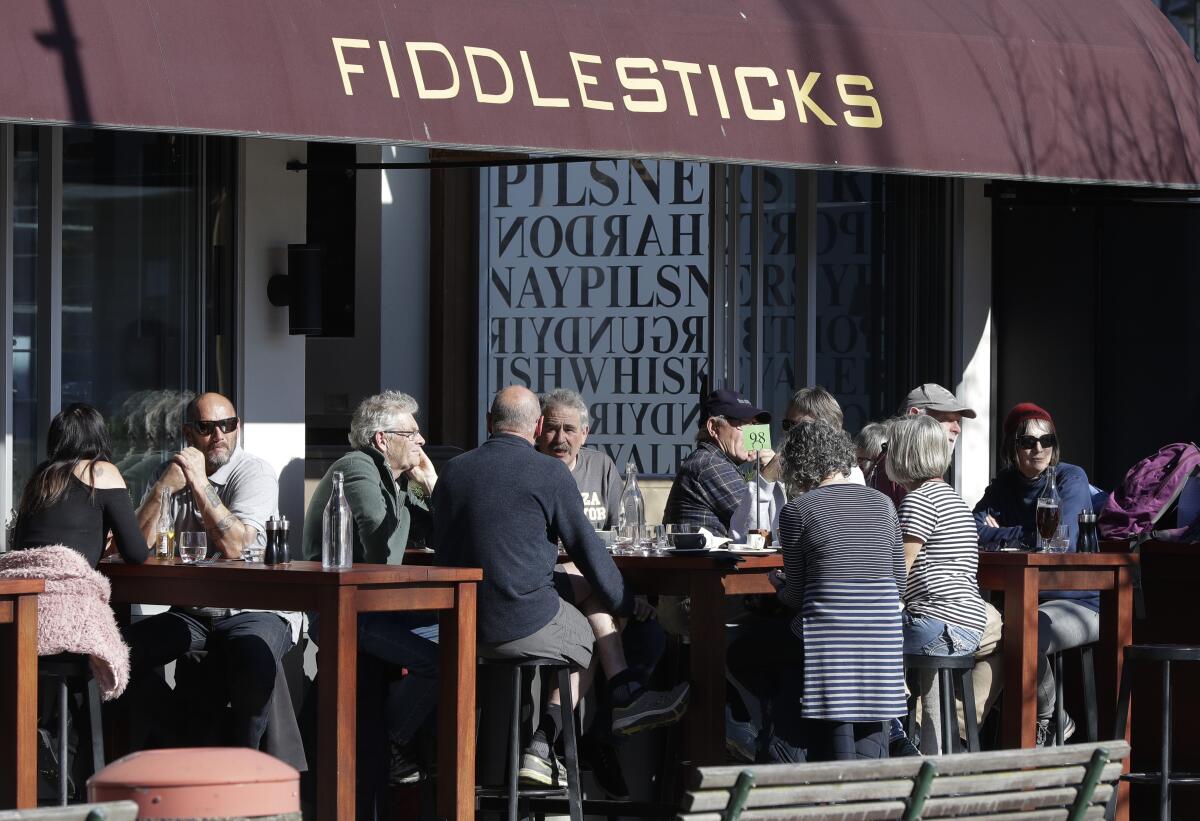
[663,389,771,538]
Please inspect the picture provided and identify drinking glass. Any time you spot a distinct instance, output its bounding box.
[179,531,207,564]
[615,525,640,556]
[1046,525,1071,553]
[242,527,263,563]
[640,524,665,556]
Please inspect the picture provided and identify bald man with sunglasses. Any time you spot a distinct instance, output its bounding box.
[125,391,297,755]
[135,392,276,559]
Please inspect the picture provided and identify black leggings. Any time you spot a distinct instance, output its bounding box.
[768,718,889,762]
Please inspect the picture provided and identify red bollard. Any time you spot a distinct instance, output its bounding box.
[88,748,300,819]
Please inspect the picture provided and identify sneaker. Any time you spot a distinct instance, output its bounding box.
[579,735,630,800]
[518,749,567,788]
[889,734,922,757]
[612,682,691,736]
[725,706,757,763]
[389,742,425,786]
[1036,712,1077,747]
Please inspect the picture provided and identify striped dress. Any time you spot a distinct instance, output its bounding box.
[778,482,907,722]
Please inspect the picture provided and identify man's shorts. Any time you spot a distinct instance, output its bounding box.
[480,597,593,670]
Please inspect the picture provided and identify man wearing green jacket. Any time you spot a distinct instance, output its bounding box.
[303,390,439,784]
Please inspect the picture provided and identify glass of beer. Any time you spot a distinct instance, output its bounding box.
[1035,499,1060,551]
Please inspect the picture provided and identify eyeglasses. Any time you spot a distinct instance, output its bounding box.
[187,417,239,436]
[383,429,422,441]
[1016,433,1057,450]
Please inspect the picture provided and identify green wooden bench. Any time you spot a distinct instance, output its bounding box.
[0,802,139,821]
[679,740,1129,821]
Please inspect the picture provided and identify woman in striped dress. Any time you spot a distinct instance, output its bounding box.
[767,419,907,761]
[886,414,986,754]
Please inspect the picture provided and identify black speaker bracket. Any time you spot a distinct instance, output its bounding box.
[267,274,290,307]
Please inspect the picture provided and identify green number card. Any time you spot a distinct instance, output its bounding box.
[742,424,772,452]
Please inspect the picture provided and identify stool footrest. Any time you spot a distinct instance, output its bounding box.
[1121,771,1200,786]
[476,784,567,799]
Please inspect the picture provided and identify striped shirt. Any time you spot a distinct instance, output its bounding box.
[778,482,907,722]
[897,480,986,634]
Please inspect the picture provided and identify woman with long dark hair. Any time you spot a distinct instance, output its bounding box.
[14,403,148,566]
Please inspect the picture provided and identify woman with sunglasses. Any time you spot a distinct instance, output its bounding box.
[973,402,1097,746]
[13,403,149,566]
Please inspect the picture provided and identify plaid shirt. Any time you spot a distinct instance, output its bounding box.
[663,442,749,538]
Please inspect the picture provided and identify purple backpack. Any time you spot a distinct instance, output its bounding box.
[1098,442,1200,542]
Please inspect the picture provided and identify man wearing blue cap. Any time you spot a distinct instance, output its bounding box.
[663,388,770,538]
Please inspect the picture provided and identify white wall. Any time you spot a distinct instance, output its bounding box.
[953,178,993,507]
[379,145,431,410]
[238,138,307,529]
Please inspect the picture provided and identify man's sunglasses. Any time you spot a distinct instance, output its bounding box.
[187,417,240,436]
[1016,433,1057,450]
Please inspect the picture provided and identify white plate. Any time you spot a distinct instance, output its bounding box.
[726,544,776,553]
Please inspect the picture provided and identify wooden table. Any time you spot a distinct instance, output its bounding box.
[0,577,43,809]
[99,559,480,821]
[976,551,1135,821]
[975,551,1135,748]
[612,552,781,766]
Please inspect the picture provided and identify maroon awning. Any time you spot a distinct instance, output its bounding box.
[3,0,1200,187]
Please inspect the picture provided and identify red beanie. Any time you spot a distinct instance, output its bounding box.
[1003,402,1054,442]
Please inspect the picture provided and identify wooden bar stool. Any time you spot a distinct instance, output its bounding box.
[1113,644,1200,821]
[476,656,583,821]
[904,653,980,754]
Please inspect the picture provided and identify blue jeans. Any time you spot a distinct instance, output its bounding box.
[903,613,982,754]
[311,612,440,746]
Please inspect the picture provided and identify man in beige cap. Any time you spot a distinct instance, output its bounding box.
[868,383,976,506]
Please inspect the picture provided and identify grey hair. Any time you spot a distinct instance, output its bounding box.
[788,386,844,429]
[540,389,589,428]
[780,420,854,492]
[853,422,887,462]
[491,388,542,435]
[349,390,419,449]
[884,414,952,487]
[695,414,726,444]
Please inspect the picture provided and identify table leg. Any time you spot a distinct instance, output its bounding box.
[0,594,38,808]
[1101,567,1133,821]
[438,582,477,821]
[999,566,1039,748]
[318,588,357,821]
[686,573,727,765]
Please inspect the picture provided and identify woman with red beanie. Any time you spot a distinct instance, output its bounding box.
[974,402,1097,747]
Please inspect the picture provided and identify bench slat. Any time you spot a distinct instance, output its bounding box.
[684,763,1123,812]
[689,741,1129,789]
[922,786,1092,816]
[678,804,1108,821]
[948,808,1106,821]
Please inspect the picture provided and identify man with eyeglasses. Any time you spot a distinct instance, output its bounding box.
[125,391,297,756]
[663,388,771,538]
[301,390,440,785]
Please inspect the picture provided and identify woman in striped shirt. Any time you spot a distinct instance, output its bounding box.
[767,420,907,762]
[886,414,986,754]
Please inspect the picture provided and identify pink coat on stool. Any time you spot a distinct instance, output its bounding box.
[0,544,130,699]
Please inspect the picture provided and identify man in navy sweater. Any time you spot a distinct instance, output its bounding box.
[432,386,689,786]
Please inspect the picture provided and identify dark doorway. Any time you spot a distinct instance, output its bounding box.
[993,185,1200,490]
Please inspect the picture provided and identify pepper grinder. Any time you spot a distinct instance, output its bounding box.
[278,516,292,564]
[264,516,281,565]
